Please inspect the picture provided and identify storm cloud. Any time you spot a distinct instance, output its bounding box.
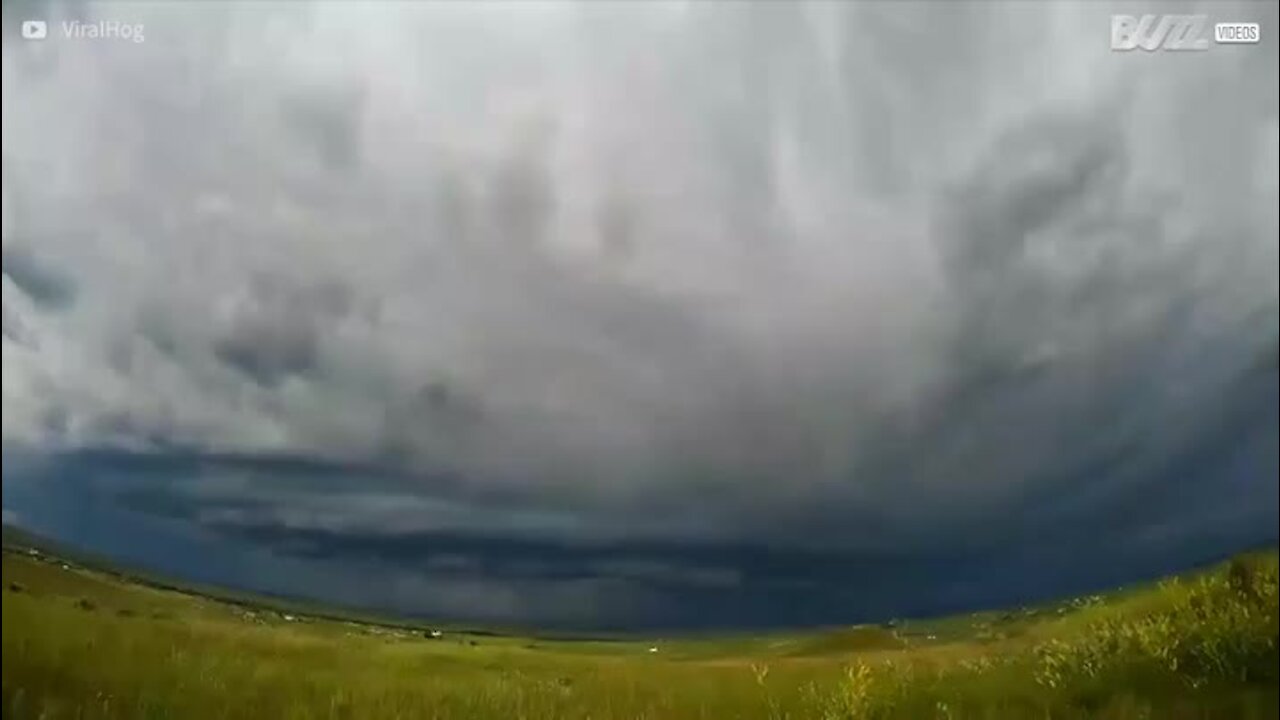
[2,0,1277,629]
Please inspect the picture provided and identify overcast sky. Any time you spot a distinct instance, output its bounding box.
[2,0,1277,630]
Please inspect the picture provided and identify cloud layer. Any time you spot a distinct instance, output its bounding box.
[2,0,1277,628]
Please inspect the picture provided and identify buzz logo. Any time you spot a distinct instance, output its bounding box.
[1111,14,1211,51]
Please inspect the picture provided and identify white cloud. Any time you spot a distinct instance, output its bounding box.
[2,1,1275,550]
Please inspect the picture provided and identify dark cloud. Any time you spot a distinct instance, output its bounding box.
[5,431,1274,630]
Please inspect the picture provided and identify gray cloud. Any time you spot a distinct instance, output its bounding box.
[1,0,1276,579]
[2,244,77,309]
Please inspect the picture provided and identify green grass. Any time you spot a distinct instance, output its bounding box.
[3,547,1276,719]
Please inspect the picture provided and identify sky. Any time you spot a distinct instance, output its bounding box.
[1,0,1277,631]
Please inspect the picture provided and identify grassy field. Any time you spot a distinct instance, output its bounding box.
[3,546,1277,719]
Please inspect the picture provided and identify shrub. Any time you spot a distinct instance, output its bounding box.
[812,555,1279,718]
[817,661,876,719]
[1031,556,1279,690]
